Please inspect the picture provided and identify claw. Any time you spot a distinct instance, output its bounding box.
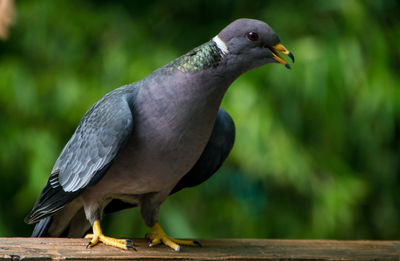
[126,244,137,251]
[193,240,202,247]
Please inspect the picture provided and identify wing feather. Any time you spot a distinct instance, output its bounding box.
[25,86,136,224]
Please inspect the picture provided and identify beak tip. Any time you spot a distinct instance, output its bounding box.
[271,43,294,68]
[288,52,295,63]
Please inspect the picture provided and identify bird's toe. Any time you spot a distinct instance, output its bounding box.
[146,222,200,251]
[99,235,135,250]
[85,233,135,250]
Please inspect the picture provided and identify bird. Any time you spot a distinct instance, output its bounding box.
[25,18,294,251]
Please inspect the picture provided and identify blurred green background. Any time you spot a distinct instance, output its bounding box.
[1,0,400,240]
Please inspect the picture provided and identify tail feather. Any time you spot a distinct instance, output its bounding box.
[25,171,80,225]
[30,202,90,238]
[31,217,52,237]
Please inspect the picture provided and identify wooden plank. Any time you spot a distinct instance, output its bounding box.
[0,237,399,260]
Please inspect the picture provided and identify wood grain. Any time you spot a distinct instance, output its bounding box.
[0,238,399,260]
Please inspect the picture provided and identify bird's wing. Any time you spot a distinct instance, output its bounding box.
[170,108,235,194]
[25,88,135,224]
[56,93,134,192]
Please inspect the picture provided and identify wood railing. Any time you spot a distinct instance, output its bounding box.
[0,238,399,260]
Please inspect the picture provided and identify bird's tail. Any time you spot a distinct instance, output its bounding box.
[31,217,52,237]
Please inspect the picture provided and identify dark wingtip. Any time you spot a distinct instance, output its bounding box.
[24,213,38,225]
[24,216,31,224]
[285,63,291,69]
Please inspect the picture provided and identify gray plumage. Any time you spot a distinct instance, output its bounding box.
[25,18,293,240]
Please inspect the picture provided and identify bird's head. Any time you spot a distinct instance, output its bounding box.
[213,18,294,72]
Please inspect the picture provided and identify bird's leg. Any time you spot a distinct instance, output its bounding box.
[85,219,136,250]
[145,222,201,251]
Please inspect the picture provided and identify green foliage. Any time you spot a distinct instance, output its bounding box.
[0,0,399,239]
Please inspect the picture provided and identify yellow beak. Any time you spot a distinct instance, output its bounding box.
[269,43,295,69]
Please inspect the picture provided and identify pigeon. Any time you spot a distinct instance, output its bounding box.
[25,18,294,251]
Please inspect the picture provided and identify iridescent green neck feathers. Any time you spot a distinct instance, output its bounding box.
[168,40,225,73]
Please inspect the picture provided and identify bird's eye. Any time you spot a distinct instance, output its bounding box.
[246,32,259,42]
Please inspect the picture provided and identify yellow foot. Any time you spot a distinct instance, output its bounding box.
[85,233,135,250]
[145,222,201,251]
[85,220,135,250]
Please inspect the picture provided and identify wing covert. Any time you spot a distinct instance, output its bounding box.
[56,93,134,192]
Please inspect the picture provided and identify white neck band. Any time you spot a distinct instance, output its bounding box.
[212,35,229,55]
